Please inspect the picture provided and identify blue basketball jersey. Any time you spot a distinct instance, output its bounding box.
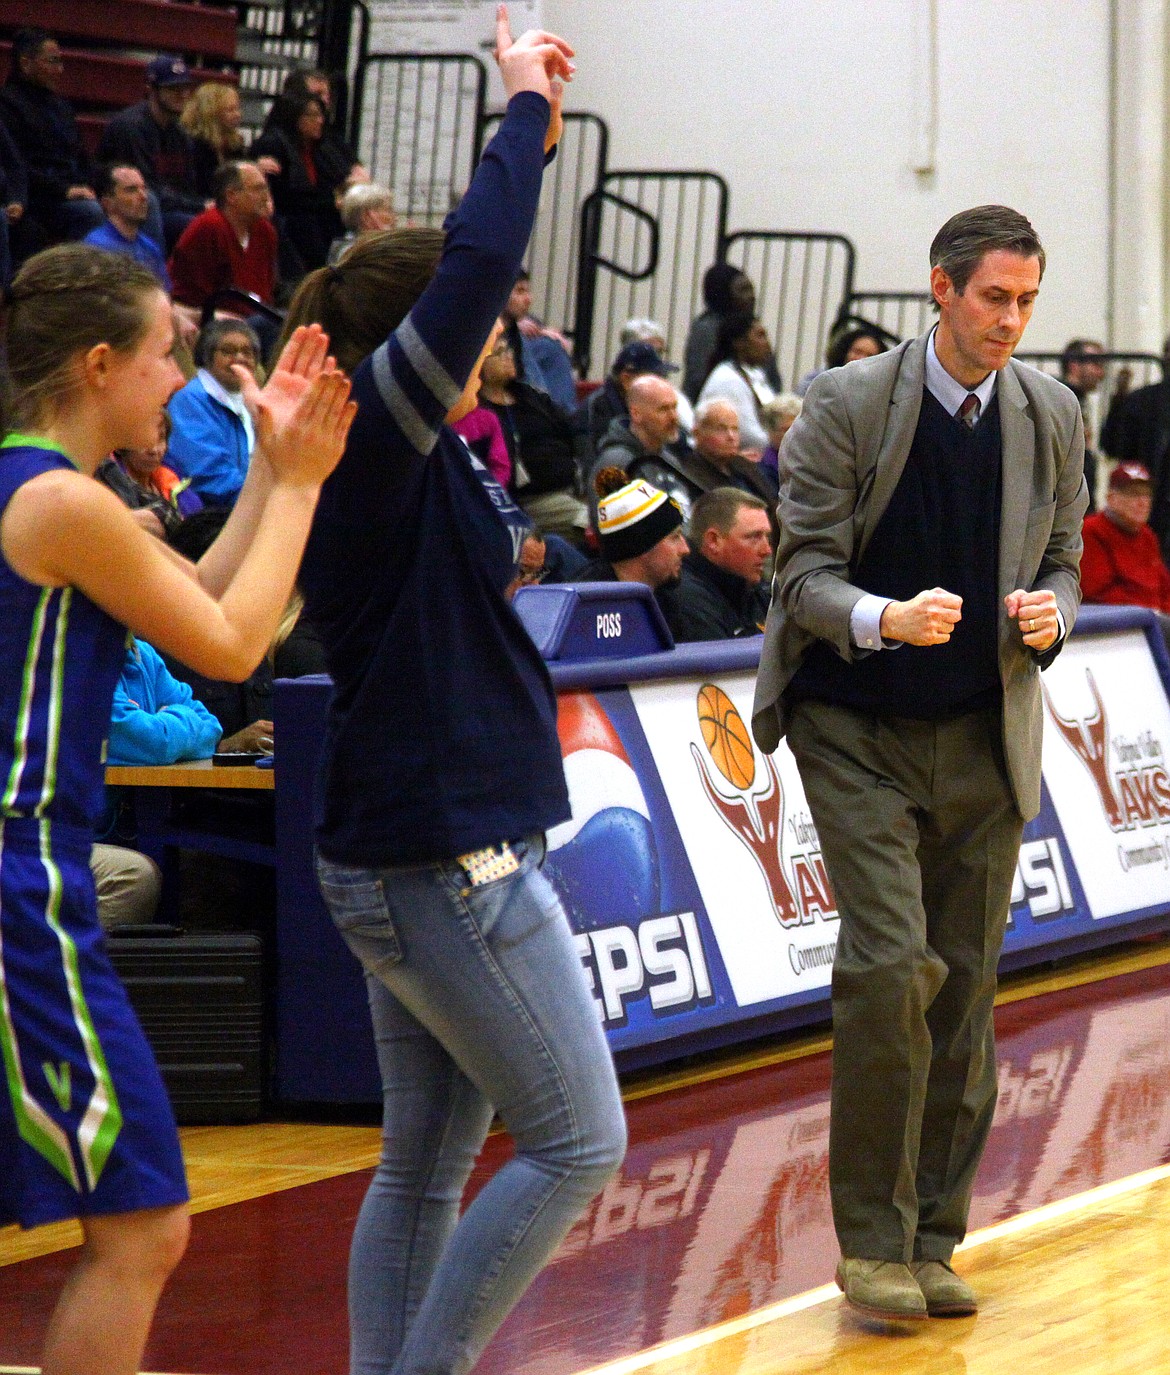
[0,437,187,1227]
[0,440,128,831]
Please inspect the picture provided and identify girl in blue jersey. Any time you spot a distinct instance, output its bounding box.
[280,11,627,1375]
[0,244,354,1375]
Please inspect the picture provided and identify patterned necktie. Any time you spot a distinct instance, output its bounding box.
[957,393,979,429]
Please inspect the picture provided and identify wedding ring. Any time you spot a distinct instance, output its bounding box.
[1027,619,1035,632]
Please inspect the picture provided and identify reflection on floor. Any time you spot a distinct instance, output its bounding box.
[2,950,1170,1375]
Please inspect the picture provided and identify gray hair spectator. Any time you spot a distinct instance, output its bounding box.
[340,181,395,233]
[760,392,802,484]
[166,318,262,507]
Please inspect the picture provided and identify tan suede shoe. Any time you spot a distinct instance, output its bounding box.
[835,1258,928,1321]
[910,1260,977,1316]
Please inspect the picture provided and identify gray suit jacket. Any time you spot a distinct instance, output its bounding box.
[751,331,1088,820]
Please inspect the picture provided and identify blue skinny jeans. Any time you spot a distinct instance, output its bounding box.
[316,836,627,1375]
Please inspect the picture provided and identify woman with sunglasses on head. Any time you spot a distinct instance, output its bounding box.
[0,242,353,1375]
[280,8,627,1373]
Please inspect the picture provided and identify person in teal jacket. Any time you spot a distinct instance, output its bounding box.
[108,639,223,765]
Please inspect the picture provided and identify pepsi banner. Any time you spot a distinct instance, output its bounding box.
[541,618,1170,1056]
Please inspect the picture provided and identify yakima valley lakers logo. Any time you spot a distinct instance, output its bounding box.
[1044,669,1170,831]
[690,684,834,928]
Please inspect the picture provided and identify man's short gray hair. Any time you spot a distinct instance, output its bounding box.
[760,394,802,428]
[620,317,666,347]
[340,182,394,232]
[694,396,739,426]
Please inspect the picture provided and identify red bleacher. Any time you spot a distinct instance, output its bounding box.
[0,0,237,61]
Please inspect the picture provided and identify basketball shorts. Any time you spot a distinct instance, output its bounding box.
[0,819,188,1228]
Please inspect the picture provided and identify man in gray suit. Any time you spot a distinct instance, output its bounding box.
[752,206,1086,1322]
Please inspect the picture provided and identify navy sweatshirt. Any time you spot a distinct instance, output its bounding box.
[300,92,570,866]
[788,388,1003,719]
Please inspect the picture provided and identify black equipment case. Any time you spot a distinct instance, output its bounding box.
[106,930,265,1124]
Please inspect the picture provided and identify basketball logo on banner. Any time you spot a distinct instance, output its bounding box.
[690,683,803,927]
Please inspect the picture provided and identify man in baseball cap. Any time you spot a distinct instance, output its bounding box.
[97,53,205,248]
[1081,462,1170,626]
[574,339,680,457]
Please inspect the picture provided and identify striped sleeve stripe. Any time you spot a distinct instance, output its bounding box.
[371,343,442,455]
[397,316,463,411]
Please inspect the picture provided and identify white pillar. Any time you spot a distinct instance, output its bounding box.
[1110,0,1166,351]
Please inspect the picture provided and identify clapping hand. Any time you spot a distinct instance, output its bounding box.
[235,324,357,489]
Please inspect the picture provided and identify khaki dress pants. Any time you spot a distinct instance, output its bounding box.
[787,699,1024,1262]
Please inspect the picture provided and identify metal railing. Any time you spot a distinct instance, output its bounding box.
[479,111,608,336]
[574,170,729,377]
[350,52,487,226]
[723,231,856,393]
[842,290,935,344]
[1014,350,1163,389]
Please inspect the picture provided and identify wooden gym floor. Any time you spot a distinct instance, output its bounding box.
[3,938,1170,1375]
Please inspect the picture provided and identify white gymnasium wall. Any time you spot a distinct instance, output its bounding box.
[541,0,1121,353]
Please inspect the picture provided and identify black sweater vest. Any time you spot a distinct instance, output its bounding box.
[788,388,1003,720]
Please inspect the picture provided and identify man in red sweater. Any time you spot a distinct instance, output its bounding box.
[1081,462,1170,613]
[168,160,278,311]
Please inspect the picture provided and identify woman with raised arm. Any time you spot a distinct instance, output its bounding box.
[280,8,626,1373]
[0,242,353,1375]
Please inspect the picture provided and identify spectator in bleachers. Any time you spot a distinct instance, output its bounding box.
[166,319,260,506]
[607,392,777,526]
[277,68,367,187]
[502,268,578,412]
[759,392,802,485]
[91,845,163,931]
[252,90,354,272]
[797,322,888,396]
[574,338,677,457]
[271,589,328,679]
[0,117,27,288]
[181,81,246,200]
[672,488,772,641]
[594,373,687,518]
[1081,463,1170,624]
[97,55,207,251]
[0,28,102,259]
[621,316,694,435]
[97,412,202,540]
[1061,337,1106,511]
[683,262,782,402]
[453,388,512,488]
[169,160,278,312]
[571,471,688,614]
[108,639,223,766]
[1101,334,1170,558]
[696,313,778,454]
[328,181,396,264]
[476,328,588,540]
[691,397,778,502]
[85,163,170,287]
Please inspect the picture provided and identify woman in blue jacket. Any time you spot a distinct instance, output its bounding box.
[166,318,261,506]
[281,13,626,1375]
[108,639,222,765]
